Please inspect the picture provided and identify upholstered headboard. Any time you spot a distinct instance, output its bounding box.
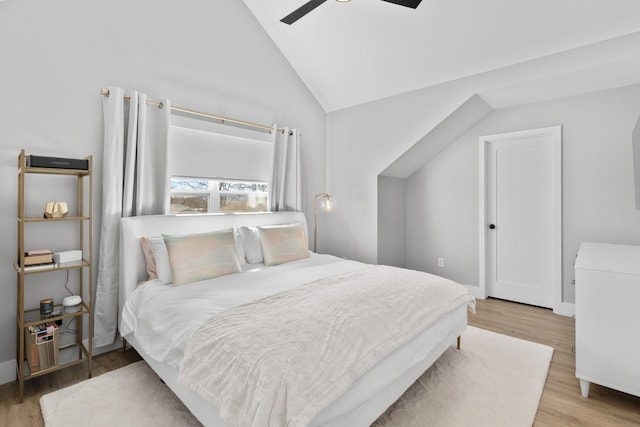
[118,212,308,316]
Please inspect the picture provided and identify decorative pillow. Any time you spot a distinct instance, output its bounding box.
[140,237,158,281]
[258,223,310,266]
[147,235,172,283]
[145,229,245,283]
[240,226,263,264]
[162,229,241,286]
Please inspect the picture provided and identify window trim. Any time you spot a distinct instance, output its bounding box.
[169,177,270,214]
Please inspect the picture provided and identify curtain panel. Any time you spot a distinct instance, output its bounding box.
[94,87,170,348]
[270,125,301,211]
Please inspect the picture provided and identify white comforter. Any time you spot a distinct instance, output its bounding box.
[120,254,475,427]
[120,253,368,368]
[177,264,474,427]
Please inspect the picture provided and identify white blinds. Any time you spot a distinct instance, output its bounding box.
[168,126,273,182]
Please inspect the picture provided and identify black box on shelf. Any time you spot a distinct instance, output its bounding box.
[26,155,89,170]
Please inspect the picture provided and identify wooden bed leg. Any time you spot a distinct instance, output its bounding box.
[122,337,127,352]
[457,336,461,350]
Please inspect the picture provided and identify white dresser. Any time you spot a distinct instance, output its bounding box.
[574,242,640,398]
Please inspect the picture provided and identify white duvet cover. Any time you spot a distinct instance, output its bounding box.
[120,253,367,369]
[178,264,475,427]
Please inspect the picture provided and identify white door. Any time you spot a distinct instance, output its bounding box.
[480,127,561,309]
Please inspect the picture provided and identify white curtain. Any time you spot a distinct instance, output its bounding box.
[94,87,170,348]
[270,125,301,211]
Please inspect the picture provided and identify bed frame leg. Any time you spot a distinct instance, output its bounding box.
[122,337,127,352]
[457,336,461,350]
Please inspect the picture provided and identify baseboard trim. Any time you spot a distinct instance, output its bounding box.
[87,338,122,356]
[464,284,575,318]
[554,302,575,318]
[464,284,486,300]
[0,359,16,386]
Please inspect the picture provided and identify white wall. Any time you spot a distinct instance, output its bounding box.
[0,0,326,375]
[633,115,640,209]
[405,84,640,303]
[325,40,640,300]
[405,133,478,286]
[377,176,406,268]
[323,51,584,263]
[325,82,475,263]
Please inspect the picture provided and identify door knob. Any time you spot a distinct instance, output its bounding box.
[489,224,496,229]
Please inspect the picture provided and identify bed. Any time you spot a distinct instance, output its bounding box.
[118,211,475,427]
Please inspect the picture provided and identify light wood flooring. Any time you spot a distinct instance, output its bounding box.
[1,298,639,426]
[469,298,640,426]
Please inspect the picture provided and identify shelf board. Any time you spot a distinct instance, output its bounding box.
[14,259,90,274]
[20,342,89,380]
[21,216,90,223]
[22,302,90,328]
[21,166,90,176]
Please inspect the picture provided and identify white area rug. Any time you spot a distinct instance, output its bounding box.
[40,361,200,427]
[40,326,552,427]
[373,326,553,427]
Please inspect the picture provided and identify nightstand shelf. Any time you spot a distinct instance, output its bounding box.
[16,149,93,403]
[20,343,91,380]
[22,166,90,176]
[21,216,91,223]
[23,302,91,327]
[14,259,90,275]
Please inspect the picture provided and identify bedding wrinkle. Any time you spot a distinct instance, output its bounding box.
[178,265,474,427]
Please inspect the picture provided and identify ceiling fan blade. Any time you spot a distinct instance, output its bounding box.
[281,0,328,25]
[379,0,423,9]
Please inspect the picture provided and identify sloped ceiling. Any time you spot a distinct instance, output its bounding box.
[380,94,493,178]
[243,0,640,112]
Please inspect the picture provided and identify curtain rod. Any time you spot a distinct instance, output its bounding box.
[100,88,291,135]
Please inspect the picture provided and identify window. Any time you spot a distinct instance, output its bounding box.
[170,178,269,214]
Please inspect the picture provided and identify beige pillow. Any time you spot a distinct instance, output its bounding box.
[163,229,242,286]
[258,223,310,266]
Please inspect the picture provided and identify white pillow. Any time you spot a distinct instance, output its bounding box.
[240,226,263,264]
[147,235,172,283]
[233,227,247,266]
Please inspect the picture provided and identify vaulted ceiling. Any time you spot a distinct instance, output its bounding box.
[243,0,640,112]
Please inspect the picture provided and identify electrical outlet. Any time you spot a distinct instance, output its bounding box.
[438,257,444,267]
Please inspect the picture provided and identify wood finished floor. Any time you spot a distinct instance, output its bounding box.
[1,298,639,426]
[469,298,640,427]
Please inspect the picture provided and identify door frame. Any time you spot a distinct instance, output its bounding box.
[478,125,563,312]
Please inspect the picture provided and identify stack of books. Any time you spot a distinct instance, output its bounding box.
[21,249,55,271]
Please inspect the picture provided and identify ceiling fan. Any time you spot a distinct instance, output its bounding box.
[281,0,423,25]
